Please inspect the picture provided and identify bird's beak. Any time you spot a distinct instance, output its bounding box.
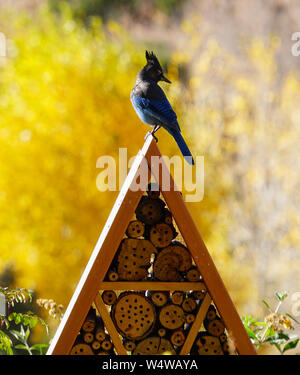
[161,74,171,84]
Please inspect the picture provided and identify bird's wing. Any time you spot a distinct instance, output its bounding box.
[132,95,180,132]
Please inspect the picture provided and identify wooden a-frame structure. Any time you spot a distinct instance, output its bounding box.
[47,136,256,355]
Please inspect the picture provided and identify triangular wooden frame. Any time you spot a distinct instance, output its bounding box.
[47,136,256,355]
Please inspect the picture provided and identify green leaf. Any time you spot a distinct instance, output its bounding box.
[25,327,30,341]
[8,314,13,321]
[38,317,49,335]
[244,324,258,340]
[29,316,38,328]
[262,300,271,311]
[283,339,299,353]
[254,322,267,327]
[5,346,14,355]
[30,343,49,355]
[9,329,23,341]
[242,315,258,326]
[15,314,21,325]
[14,344,28,350]
[262,326,276,339]
[277,332,290,341]
[275,291,288,301]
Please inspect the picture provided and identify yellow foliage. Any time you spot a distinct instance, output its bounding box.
[0,6,147,306]
[0,4,299,328]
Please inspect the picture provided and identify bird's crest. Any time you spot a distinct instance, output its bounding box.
[145,50,161,69]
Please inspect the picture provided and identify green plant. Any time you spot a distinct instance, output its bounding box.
[243,291,299,355]
[0,287,49,355]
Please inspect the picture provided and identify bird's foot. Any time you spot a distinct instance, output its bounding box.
[144,131,158,143]
[151,132,158,142]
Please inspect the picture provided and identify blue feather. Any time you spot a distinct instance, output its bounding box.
[131,93,194,165]
[167,128,195,165]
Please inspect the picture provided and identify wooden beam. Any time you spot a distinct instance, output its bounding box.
[99,282,206,291]
[94,293,127,355]
[143,140,256,355]
[180,294,212,355]
[47,137,153,355]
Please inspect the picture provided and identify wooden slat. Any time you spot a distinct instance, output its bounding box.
[94,293,127,355]
[143,140,257,355]
[180,293,212,355]
[99,282,206,291]
[47,137,153,355]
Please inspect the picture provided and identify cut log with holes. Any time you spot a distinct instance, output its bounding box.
[153,243,192,281]
[126,220,145,238]
[148,291,169,307]
[94,316,105,342]
[133,337,176,355]
[153,252,182,281]
[91,340,101,351]
[149,223,175,248]
[204,317,225,337]
[191,333,223,355]
[182,297,197,313]
[147,182,160,199]
[159,304,185,330]
[83,332,94,344]
[171,291,185,305]
[82,307,97,333]
[107,269,119,282]
[70,343,94,355]
[167,242,193,272]
[123,339,136,352]
[135,196,165,225]
[170,330,186,347]
[111,292,156,341]
[163,208,173,225]
[206,305,217,321]
[101,338,113,352]
[222,341,230,354]
[102,290,117,305]
[186,266,201,282]
[95,328,106,342]
[219,333,228,343]
[190,290,206,301]
[117,238,157,281]
[185,313,196,324]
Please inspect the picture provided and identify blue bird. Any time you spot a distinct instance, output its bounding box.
[131,51,194,165]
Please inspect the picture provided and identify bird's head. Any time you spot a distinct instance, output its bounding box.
[143,50,171,84]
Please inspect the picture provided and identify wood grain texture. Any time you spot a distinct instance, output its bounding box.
[99,281,206,291]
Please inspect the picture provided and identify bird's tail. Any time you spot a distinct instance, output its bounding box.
[168,129,195,165]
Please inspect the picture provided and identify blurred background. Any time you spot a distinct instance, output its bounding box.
[0,0,300,350]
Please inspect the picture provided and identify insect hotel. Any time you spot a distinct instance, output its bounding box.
[47,137,256,356]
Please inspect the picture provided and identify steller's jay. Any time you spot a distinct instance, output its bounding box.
[131,51,194,165]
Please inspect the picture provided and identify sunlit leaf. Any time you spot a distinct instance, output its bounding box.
[283,339,299,353]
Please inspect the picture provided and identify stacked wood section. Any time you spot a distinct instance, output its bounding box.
[69,185,234,355]
[70,307,115,355]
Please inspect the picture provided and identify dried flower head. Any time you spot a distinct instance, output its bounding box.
[279,314,293,330]
[265,312,293,332]
[265,313,280,331]
[37,298,64,320]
